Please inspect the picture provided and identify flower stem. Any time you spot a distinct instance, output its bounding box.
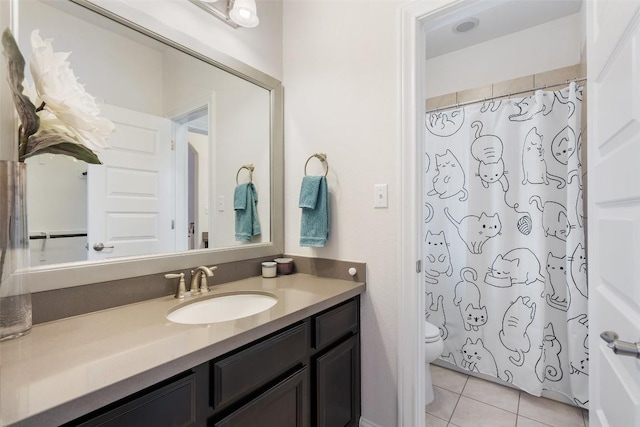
[35,102,45,113]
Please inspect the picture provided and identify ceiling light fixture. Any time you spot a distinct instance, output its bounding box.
[189,0,259,29]
[453,17,479,34]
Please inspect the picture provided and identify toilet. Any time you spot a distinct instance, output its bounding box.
[424,321,444,405]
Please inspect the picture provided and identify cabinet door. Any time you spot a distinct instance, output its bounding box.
[212,367,309,427]
[71,374,197,427]
[314,335,360,427]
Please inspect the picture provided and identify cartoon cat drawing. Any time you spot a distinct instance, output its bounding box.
[551,126,576,165]
[568,314,589,376]
[568,164,585,228]
[426,109,465,137]
[470,121,509,191]
[444,208,502,254]
[529,196,574,241]
[509,90,575,122]
[569,313,589,349]
[425,292,448,340]
[484,248,544,287]
[424,202,434,224]
[424,231,453,285]
[570,349,589,376]
[521,127,566,188]
[542,252,570,312]
[570,243,588,299]
[461,338,513,383]
[499,296,536,366]
[480,100,501,113]
[428,150,469,201]
[453,268,488,332]
[576,187,585,228]
[535,323,563,383]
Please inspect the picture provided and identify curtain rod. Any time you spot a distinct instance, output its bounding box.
[425,77,587,114]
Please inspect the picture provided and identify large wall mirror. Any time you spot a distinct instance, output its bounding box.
[14,0,284,291]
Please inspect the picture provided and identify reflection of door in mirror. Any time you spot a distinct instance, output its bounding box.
[88,105,175,261]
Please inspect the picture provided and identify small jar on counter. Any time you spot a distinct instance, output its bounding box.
[261,261,277,278]
[274,258,294,275]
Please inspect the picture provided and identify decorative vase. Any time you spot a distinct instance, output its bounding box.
[0,160,32,341]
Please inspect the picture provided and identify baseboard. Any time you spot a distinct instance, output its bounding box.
[360,416,385,427]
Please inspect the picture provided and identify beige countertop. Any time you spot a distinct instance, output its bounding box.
[0,274,365,426]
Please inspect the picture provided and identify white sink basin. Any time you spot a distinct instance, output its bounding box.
[167,293,277,325]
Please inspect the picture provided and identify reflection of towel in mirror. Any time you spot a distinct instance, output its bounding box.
[299,176,329,247]
[234,183,261,242]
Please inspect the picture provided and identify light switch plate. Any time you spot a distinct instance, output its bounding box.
[374,184,388,208]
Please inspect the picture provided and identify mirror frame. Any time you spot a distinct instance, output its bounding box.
[10,0,284,292]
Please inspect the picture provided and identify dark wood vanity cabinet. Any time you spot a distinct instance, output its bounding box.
[311,298,361,427]
[209,296,360,427]
[66,296,360,427]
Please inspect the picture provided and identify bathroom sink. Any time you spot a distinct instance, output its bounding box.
[166,293,277,325]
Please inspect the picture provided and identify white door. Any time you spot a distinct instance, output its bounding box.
[87,105,174,260]
[588,1,640,425]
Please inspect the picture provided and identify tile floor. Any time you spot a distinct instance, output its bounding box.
[427,364,589,427]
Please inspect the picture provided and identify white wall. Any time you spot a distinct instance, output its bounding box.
[282,2,405,426]
[425,13,584,98]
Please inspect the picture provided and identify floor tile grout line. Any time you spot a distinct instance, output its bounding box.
[448,392,463,423]
[426,386,461,423]
[462,392,520,415]
[517,414,555,427]
[446,375,468,423]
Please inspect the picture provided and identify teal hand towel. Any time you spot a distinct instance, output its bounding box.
[299,176,329,247]
[234,183,261,242]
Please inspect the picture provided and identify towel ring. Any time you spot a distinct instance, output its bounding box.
[236,164,254,184]
[304,153,329,177]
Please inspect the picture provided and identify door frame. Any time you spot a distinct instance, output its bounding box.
[398,1,459,426]
[167,92,217,251]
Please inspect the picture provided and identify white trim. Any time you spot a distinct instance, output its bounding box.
[398,1,459,427]
[360,416,386,427]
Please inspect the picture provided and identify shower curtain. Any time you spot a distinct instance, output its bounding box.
[423,83,588,408]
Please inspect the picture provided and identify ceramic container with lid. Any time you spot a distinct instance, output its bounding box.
[274,258,294,275]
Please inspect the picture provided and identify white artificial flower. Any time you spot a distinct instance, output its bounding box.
[29,30,113,153]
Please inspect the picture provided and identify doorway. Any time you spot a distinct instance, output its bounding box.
[399,1,588,426]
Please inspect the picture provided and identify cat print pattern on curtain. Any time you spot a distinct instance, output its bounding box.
[424,83,588,408]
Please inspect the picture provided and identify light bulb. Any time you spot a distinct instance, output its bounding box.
[230,0,259,28]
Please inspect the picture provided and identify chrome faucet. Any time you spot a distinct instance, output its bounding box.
[190,266,218,295]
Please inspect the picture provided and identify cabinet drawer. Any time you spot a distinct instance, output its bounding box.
[313,298,358,350]
[211,367,309,427]
[72,373,196,427]
[212,322,309,409]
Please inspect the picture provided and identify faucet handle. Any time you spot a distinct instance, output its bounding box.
[165,272,186,299]
[199,266,218,293]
